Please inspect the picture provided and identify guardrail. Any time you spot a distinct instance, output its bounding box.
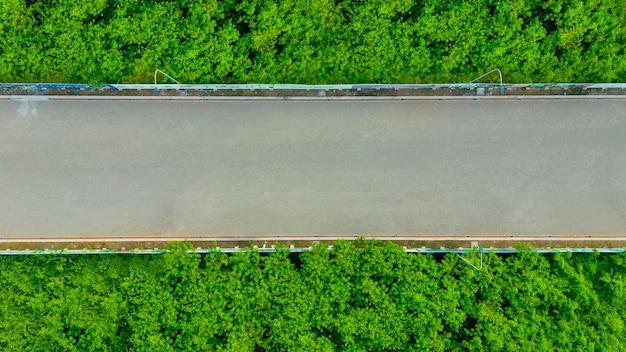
[2,82,626,91]
[0,247,623,256]
[1,235,625,255]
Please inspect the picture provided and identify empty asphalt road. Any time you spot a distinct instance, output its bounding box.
[1,97,626,237]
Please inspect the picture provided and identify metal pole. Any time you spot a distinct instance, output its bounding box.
[153,70,181,96]
[154,69,181,85]
[470,68,504,95]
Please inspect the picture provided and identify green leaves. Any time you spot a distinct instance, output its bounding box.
[1,0,624,83]
[0,245,625,350]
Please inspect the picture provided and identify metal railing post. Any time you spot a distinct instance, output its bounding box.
[153,70,181,95]
[154,70,180,85]
[470,68,504,95]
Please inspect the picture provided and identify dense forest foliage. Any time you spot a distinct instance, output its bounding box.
[1,0,625,84]
[1,241,625,351]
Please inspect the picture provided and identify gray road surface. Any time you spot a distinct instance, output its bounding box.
[1,98,626,237]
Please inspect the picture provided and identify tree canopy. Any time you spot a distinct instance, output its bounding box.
[1,0,625,83]
[1,241,625,351]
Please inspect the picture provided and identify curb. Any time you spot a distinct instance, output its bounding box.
[2,235,625,253]
[2,95,626,102]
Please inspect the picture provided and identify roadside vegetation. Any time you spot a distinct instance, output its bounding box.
[1,241,625,351]
[1,0,625,84]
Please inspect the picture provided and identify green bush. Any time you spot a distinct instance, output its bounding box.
[1,241,625,351]
[1,0,625,83]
